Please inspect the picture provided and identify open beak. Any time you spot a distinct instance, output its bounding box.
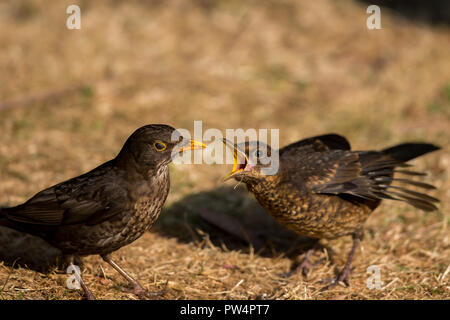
[222,138,249,181]
[178,139,207,153]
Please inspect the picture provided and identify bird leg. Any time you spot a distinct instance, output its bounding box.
[65,256,96,300]
[288,240,319,277]
[101,253,164,299]
[321,235,361,291]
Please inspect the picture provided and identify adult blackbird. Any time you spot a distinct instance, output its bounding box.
[0,124,205,299]
[222,134,440,289]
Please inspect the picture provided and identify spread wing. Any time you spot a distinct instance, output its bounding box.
[3,161,129,226]
[283,149,439,212]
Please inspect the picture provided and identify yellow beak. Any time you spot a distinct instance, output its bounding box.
[178,139,207,153]
[222,138,248,181]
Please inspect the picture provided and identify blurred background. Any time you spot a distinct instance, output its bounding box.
[0,0,448,299]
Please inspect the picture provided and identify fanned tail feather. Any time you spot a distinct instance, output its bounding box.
[361,143,440,211]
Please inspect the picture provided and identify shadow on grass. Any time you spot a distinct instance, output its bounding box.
[0,186,317,273]
[154,185,316,259]
[0,226,62,272]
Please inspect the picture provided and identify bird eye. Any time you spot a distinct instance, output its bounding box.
[255,150,263,158]
[153,141,167,151]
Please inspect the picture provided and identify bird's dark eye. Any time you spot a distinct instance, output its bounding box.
[153,141,167,151]
[255,150,263,158]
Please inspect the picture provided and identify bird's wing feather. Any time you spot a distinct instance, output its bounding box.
[4,188,65,225]
[3,161,128,226]
[283,149,438,211]
[280,134,351,156]
[300,151,379,199]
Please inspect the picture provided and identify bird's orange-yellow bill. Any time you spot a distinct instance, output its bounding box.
[178,140,207,153]
[222,138,248,181]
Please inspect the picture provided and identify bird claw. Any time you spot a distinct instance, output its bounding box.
[84,291,97,300]
[287,258,315,277]
[121,285,165,299]
[79,286,96,300]
[320,269,351,291]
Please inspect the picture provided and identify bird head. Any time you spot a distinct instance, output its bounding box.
[222,138,279,183]
[117,124,205,170]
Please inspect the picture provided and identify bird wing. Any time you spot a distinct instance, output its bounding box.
[284,149,438,211]
[305,151,380,199]
[280,133,351,156]
[3,161,129,226]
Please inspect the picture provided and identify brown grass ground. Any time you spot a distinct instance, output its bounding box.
[0,0,449,299]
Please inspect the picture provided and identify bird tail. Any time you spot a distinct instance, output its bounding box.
[361,143,441,212]
[0,207,19,230]
[381,143,440,162]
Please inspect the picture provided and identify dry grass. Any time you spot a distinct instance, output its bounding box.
[0,0,449,300]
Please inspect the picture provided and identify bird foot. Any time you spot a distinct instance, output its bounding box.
[121,285,165,299]
[287,257,315,277]
[79,286,96,300]
[320,268,351,291]
[84,291,97,300]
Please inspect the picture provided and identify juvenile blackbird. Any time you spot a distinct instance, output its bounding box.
[0,124,205,299]
[223,134,440,289]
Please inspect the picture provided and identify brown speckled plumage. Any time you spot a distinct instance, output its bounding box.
[0,124,202,299]
[225,134,440,288]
